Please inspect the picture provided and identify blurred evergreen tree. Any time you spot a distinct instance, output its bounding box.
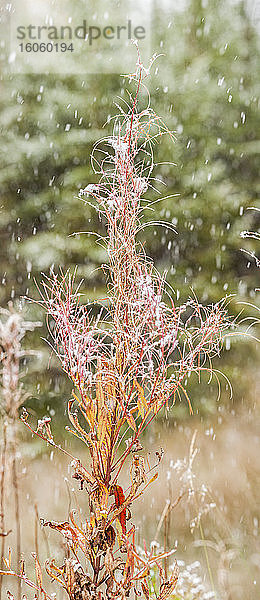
[148,0,259,302]
[0,0,259,413]
[0,72,120,302]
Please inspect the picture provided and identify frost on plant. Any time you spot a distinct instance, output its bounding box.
[0,303,41,419]
[171,560,217,600]
[0,51,231,600]
[0,303,41,600]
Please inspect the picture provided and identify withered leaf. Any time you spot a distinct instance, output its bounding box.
[158,560,179,600]
[126,411,136,432]
[97,406,109,444]
[104,548,114,575]
[105,525,116,548]
[141,581,149,600]
[134,379,148,419]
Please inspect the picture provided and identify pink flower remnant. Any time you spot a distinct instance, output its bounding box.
[35,50,231,420]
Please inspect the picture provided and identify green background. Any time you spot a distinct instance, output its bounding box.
[0,0,259,419]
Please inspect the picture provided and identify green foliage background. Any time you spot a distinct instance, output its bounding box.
[0,0,259,418]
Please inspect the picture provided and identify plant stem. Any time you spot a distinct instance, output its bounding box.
[93,555,101,585]
[0,421,7,600]
[34,504,39,558]
[11,425,21,600]
[164,512,168,580]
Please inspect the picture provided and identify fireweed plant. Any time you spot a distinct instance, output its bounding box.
[0,51,232,599]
